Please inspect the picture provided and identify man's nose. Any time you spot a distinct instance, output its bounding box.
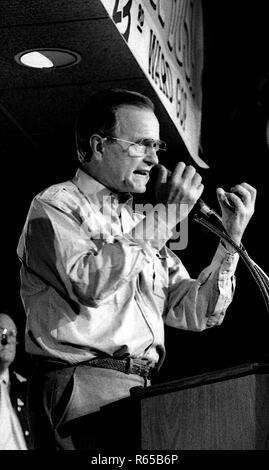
[144,147,159,165]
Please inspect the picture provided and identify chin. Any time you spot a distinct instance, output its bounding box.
[132,186,147,194]
[130,186,147,194]
[123,177,149,193]
[121,182,146,193]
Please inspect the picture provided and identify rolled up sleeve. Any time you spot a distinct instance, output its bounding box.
[165,243,239,331]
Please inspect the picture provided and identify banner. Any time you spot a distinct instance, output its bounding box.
[99,0,207,168]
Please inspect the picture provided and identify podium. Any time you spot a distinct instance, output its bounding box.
[100,362,269,450]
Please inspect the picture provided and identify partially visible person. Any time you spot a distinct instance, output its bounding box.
[0,312,32,450]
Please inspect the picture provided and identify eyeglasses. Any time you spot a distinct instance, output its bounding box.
[0,327,17,344]
[103,136,167,158]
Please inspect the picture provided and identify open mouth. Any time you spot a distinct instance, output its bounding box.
[133,170,149,176]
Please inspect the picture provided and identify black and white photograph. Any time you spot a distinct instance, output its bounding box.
[0,0,269,464]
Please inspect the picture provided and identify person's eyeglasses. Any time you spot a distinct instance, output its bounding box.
[0,327,17,345]
[103,136,167,158]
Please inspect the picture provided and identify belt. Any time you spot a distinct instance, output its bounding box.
[34,356,156,380]
[87,357,156,380]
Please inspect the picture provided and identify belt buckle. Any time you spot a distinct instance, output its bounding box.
[125,357,155,380]
[125,357,144,376]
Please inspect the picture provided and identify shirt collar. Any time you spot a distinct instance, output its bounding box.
[0,368,9,385]
[72,168,133,210]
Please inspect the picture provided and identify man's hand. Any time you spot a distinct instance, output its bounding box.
[216,182,257,246]
[154,162,204,222]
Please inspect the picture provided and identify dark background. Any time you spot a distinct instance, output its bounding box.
[0,1,268,379]
[158,0,269,382]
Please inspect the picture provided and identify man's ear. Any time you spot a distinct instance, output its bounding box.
[90,134,104,157]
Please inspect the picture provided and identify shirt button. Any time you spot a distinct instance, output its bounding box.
[25,430,30,436]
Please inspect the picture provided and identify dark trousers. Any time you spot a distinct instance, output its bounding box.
[27,362,146,450]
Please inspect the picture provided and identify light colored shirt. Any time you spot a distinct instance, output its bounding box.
[0,370,27,450]
[17,168,239,367]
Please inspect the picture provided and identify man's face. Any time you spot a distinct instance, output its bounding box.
[96,105,161,193]
[0,314,17,370]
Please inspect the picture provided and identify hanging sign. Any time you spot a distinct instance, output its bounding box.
[99,0,207,167]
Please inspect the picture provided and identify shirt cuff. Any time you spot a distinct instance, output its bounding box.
[212,241,240,277]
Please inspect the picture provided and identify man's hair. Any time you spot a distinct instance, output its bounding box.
[75,88,155,163]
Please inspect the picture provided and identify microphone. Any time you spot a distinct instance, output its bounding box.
[195,199,223,225]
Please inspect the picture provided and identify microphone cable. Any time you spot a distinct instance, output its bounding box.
[193,212,269,315]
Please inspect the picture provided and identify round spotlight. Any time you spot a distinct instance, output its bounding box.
[14,48,81,69]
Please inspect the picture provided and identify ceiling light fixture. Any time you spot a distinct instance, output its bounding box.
[14,48,81,69]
